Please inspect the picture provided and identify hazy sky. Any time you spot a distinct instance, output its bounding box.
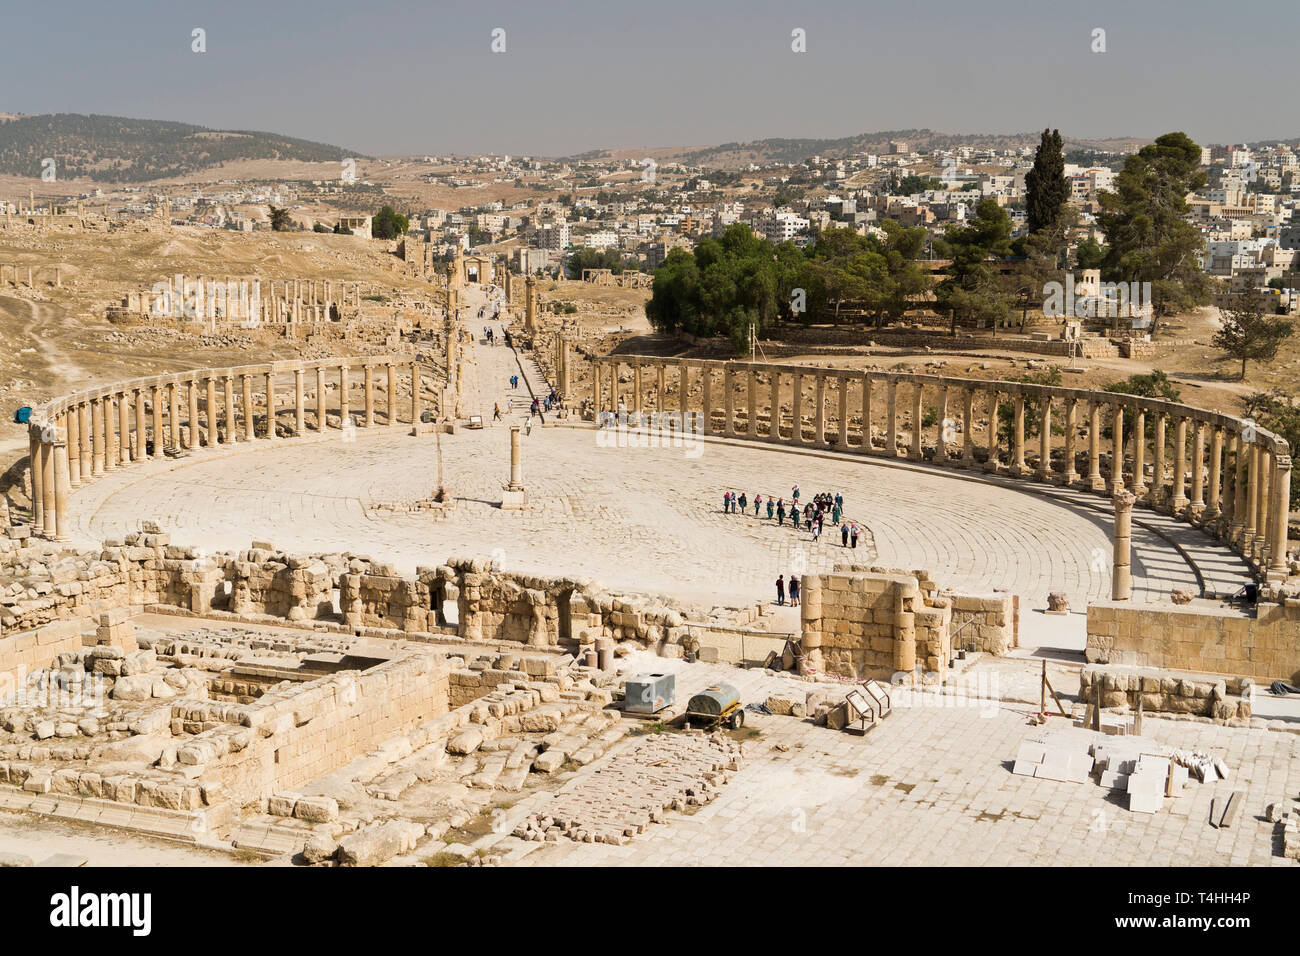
[5,0,1296,156]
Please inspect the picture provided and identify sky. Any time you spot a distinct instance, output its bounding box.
[3,0,1297,157]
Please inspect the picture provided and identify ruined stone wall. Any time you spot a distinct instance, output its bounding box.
[799,568,952,681]
[1079,665,1254,723]
[0,620,84,690]
[948,591,1016,654]
[174,651,449,807]
[1086,599,1300,683]
[339,562,434,633]
[226,547,335,621]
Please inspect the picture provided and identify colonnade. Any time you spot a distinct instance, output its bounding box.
[591,356,1293,584]
[26,356,427,543]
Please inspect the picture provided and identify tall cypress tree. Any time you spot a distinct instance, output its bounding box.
[1025,128,1067,235]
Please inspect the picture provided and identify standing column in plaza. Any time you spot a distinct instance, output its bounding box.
[410,362,422,426]
[1037,396,1053,481]
[224,376,237,443]
[1011,393,1027,476]
[186,379,199,450]
[40,433,55,540]
[591,363,603,416]
[78,402,92,475]
[52,430,69,543]
[265,371,278,438]
[790,371,803,445]
[91,398,105,476]
[205,376,218,447]
[1171,417,1189,514]
[1131,410,1146,497]
[1243,442,1259,550]
[723,365,735,436]
[1255,450,1271,560]
[562,342,573,401]
[1189,421,1206,518]
[909,382,923,460]
[168,383,181,449]
[364,364,375,428]
[133,389,147,459]
[961,389,977,467]
[102,394,116,472]
[769,369,781,441]
[241,375,254,441]
[67,403,81,487]
[118,392,131,464]
[815,373,828,448]
[860,373,873,453]
[338,366,350,429]
[1087,402,1103,490]
[886,380,899,458]
[838,375,850,448]
[1112,489,1136,601]
[1152,414,1167,507]
[1062,398,1079,485]
[984,390,1000,472]
[1268,454,1292,582]
[633,362,643,416]
[387,363,397,424]
[294,369,306,436]
[28,428,44,535]
[1205,426,1224,524]
[502,425,528,510]
[1109,403,1124,495]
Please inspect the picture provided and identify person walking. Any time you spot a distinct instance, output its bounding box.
[831,503,841,526]
[738,492,747,514]
[791,507,800,530]
[493,403,502,422]
[835,492,843,513]
[791,484,800,507]
[722,491,730,513]
[754,493,762,516]
[811,520,821,543]
[777,499,785,526]
[789,575,800,608]
[841,522,850,547]
[766,498,775,520]
[850,523,859,549]
[775,574,785,606]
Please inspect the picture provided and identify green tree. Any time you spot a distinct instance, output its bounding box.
[1025,129,1067,235]
[1075,236,1106,270]
[566,247,636,279]
[1103,369,1181,441]
[1097,132,1212,327]
[933,198,1014,334]
[1212,287,1294,379]
[892,174,944,196]
[371,205,410,240]
[268,205,293,232]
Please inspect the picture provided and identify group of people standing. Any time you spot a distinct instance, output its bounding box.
[721,485,862,549]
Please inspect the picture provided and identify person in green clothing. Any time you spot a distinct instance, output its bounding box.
[791,507,800,530]
[766,498,775,520]
[738,493,747,513]
[777,499,785,525]
[835,492,843,512]
[832,504,841,525]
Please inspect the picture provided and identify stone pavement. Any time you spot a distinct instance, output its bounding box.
[502,658,1300,867]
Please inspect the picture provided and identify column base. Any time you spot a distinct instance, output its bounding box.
[1058,471,1079,487]
[1088,475,1106,491]
[1171,496,1189,515]
[501,489,529,510]
[983,460,1000,474]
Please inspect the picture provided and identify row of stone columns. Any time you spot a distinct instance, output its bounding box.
[26,358,426,543]
[592,358,1293,582]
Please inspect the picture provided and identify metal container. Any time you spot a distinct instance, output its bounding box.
[685,683,740,719]
[624,672,676,715]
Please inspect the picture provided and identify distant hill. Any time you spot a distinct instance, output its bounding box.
[656,129,1152,168]
[0,113,365,183]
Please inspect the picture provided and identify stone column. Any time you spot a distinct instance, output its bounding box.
[909,382,922,460]
[1062,398,1079,485]
[224,376,236,443]
[1268,454,1292,582]
[67,403,81,487]
[562,342,573,399]
[134,389,147,457]
[838,375,849,448]
[1205,427,1224,523]
[315,367,328,430]
[1190,422,1206,518]
[91,398,105,476]
[1171,417,1189,514]
[886,379,899,458]
[1112,489,1136,601]
[28,430,44,535]
[633,362,643,416]
[1011,394,1027,476]
[509,426,523,488]
[206,377,218,447]
[860,374,873,453]
[591,363,602,415]
[815,373,828,448]
[1037,396,1053,481]
[1087,402,1103,490]
[79,402,92,474]
[52,432,69,542]
[609,361,619,418]
[768,369,781,441]
[338,366,350,429]
[1132,410,1146,497]
[961,389,977,467]
[294,369,306,435]
[265,372,278,438]
[1152,414,1167,507]
[167,383,181,449]
[790,371,803,445]
[410,362,420,425]
[1243,441,1259,547]
[385,363,397,424]
[364,364,375,428]
[39,435,55,539]
[678,362,690,425]
[113,393,128,465]
[723,365,735,436]
[700,366,712,435]
[984,390,999,472]
[102,394,116,472]
[1255,450,1271,560]
[187,380,199,450]
[1109,403,1124,495]
[241,375,254,442]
